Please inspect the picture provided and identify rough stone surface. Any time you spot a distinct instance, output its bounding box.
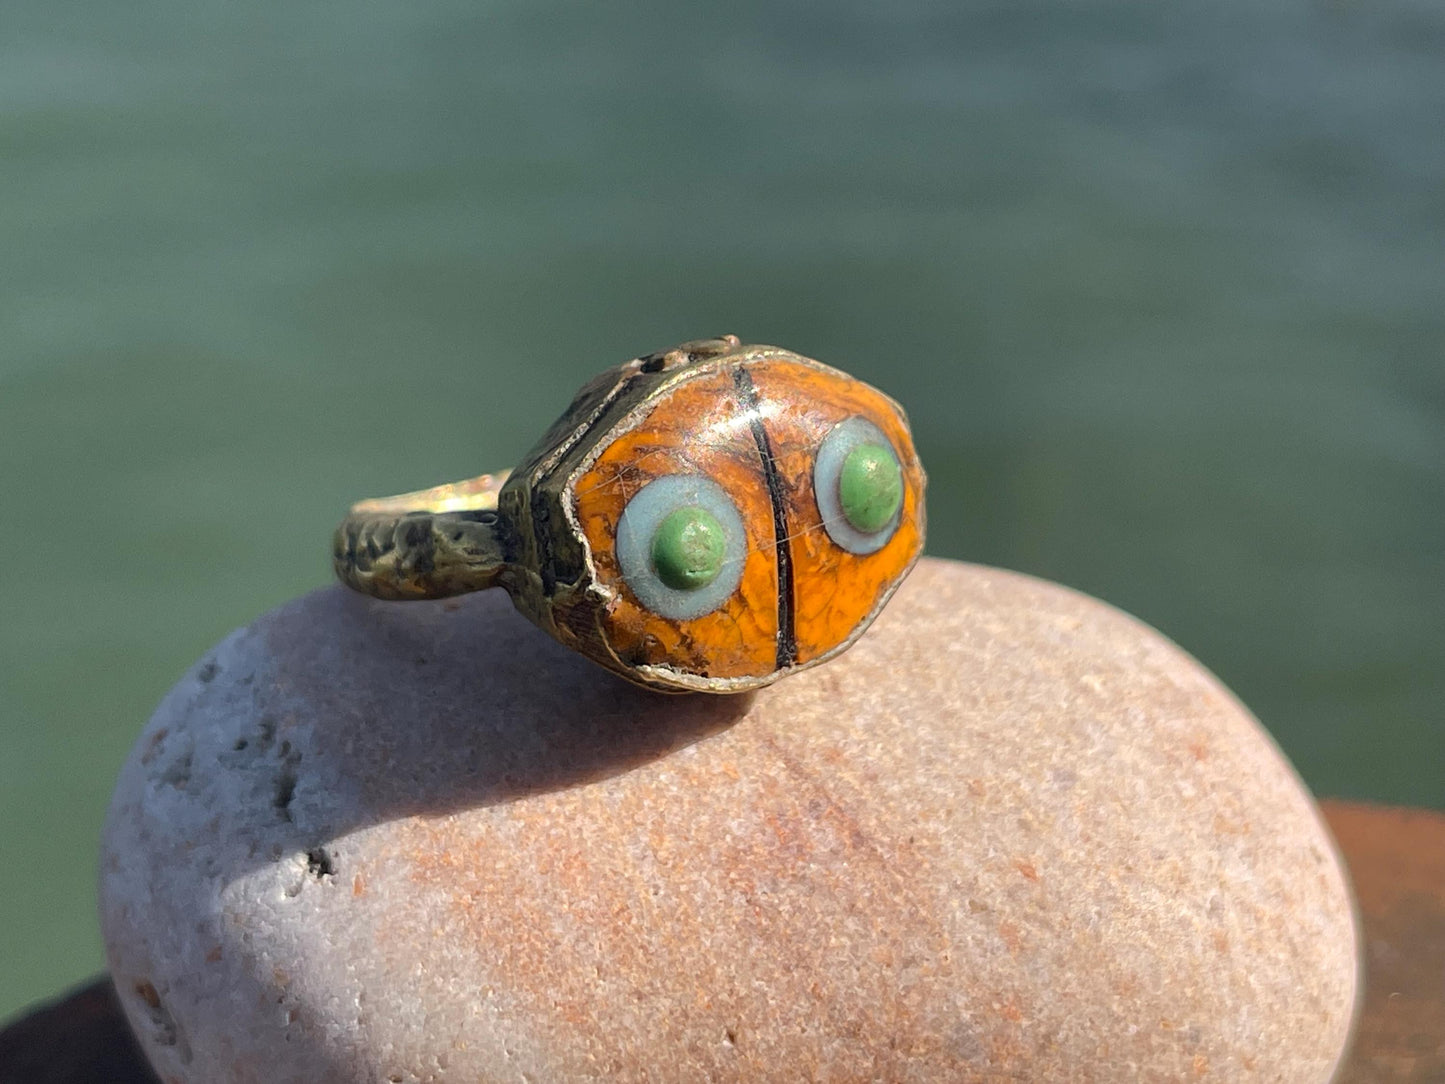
[99,558,1359,1083]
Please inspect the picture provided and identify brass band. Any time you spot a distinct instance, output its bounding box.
[333,471,510,600]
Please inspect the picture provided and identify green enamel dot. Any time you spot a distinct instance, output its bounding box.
[650,506,728,591]
[838,442,903,534]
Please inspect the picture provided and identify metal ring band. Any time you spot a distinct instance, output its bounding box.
[332,472,509,600]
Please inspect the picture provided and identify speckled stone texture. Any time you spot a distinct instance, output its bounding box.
[99,558,1359,1083]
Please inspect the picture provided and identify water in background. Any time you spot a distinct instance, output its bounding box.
[1,0,1441,1020]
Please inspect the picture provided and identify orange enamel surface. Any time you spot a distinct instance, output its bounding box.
[746,359,925,666]
[570,369,780,679]
[569,355,924,683]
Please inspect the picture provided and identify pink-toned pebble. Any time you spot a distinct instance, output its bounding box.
[100,558,1358,1082]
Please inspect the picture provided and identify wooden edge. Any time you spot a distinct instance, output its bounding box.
[1320,800,1445,1083]
[0,976,158,1083]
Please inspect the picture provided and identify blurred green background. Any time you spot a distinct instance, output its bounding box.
[2,0,1441,1023]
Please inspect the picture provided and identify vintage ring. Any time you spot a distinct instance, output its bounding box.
[333,336,926,692]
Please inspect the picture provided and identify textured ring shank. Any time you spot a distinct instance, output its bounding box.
[333,472,509,600]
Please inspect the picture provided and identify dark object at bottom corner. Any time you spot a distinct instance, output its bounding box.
[0,979,158,1084]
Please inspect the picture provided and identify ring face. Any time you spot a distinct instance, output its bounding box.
[568,353,925,689]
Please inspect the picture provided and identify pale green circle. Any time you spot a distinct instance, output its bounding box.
[838,442,903,534]
[615,474,747,620]
[813,417,904,554]
[651,506,727,591]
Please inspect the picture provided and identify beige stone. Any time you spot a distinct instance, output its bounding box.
[99,558,1358,1082]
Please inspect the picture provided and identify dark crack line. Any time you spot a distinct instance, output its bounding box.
[733,365,797,669]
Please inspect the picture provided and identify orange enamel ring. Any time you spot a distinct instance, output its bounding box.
[334,336,927,693]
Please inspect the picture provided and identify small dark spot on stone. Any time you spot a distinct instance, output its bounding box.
[233,738,248,751]
[723,1027,738,1047]
[274,765,297,822]
[140,728,169,766]
[197,659,219,683]
[133,981,161,1010]
[159,752,193,790]
[306,847,336,879]
[132,979,189,1061]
